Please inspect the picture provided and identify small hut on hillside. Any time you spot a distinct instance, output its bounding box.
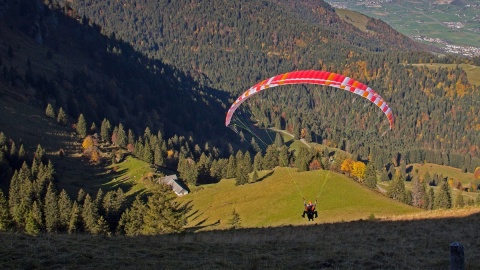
[157,174,189,196]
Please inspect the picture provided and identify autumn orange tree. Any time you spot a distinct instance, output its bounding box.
[340,158,353,176]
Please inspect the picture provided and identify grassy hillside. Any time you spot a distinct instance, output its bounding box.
[178,167,420,230]
[335,8,370,33]
[412,63,480,86]
[1,207,479,269]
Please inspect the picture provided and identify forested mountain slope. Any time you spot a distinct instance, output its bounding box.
[0,0,229,146]
[61,0,479,169]
[1,0,479,171]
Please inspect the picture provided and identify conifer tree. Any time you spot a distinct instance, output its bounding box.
[68,201,82,234]
[295,147,310,172]
[100,118,111,142]
[228,209,241,229]
[0,189,12,231]
[387,171,407,203]
[427,187,435,210]
[44,183,60,233]
[364,162,377,189]
[411,176,427,208]
[76,114,87,138]
[177,157,199,185]
[434,180,452,209]
[57,107,68,126]
[143,142,153,164]
[25,201,42,235]
[142,185,185,234]
[58,190,72,231]
[278,146,289,167]
[45,103,55,119]
[76,189,86,205]
[274,132,284,147]
[226,155,237,179]
[235,159,249,186]
[263,145,279,170]
[253,152,263,171]
[250,137,262,153]
[116,123,127,148]
[102,189,126,232]
[0,132,7,147]
[455,191,465,208]
[249,169,258,183]
[118,196,145,236]
[154,144,165,166]
[424,171,432,186]
[82,194,103,234]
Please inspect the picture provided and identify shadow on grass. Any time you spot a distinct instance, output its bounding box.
[255,170,274,183]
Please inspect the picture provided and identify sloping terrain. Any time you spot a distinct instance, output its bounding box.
[178,167,420,230]
[1,207,479,269]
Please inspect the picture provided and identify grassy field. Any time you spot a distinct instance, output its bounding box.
[330,0,480,48]
[412,63,480,86]
[1,207,479,269]
[177,167,420,230]
[335,8,370,33]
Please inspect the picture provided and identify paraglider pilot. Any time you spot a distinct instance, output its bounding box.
[302,198,318,221]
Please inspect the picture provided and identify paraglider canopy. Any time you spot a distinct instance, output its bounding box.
[225,70,394,130]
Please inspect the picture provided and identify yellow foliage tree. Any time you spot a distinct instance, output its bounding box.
[341,158,353,175]
[90,149,101,164]
[82,136,94,150]
[351,161,366,181]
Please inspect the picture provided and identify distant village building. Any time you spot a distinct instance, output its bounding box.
[157,174,189,196]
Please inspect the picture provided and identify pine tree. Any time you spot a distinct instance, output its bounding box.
[58,190,72,231]
[455,191,465,208]
[236,157,249,186]
[228,209,241,229]
[142,185,185,234]
[68,201,82,234]
[100,118,111,142]
[434,180,452,209]
[387,171,407,203]
[102,189,126,232]
[154,144,165,166]
[25,201,42,235]
[251,170,259,183]
[253,152,263,171]
[57,107,68,126]
[0,189,13,231]
[45,103,55,119]
[76,189,86,205]
[76,114,87,138]
[424,171,432,185]
[274,132,284,147]
[226,155,237,178]
[116,123,127,147]
[411,176,427,208]
[0,132,7,148]
[118,196,145,236]
[427,187,435,210]
[143,142,153,164]
[44,182,60,233]
[295,147,310,172]
[250,137,262,153]
[82,194,103,234]
[364,162,377,189]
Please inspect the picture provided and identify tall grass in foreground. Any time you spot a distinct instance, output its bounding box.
[1,207,479,269]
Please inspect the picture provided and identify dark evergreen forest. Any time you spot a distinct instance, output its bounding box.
[0,0,479,236]
[61,0,479,170]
